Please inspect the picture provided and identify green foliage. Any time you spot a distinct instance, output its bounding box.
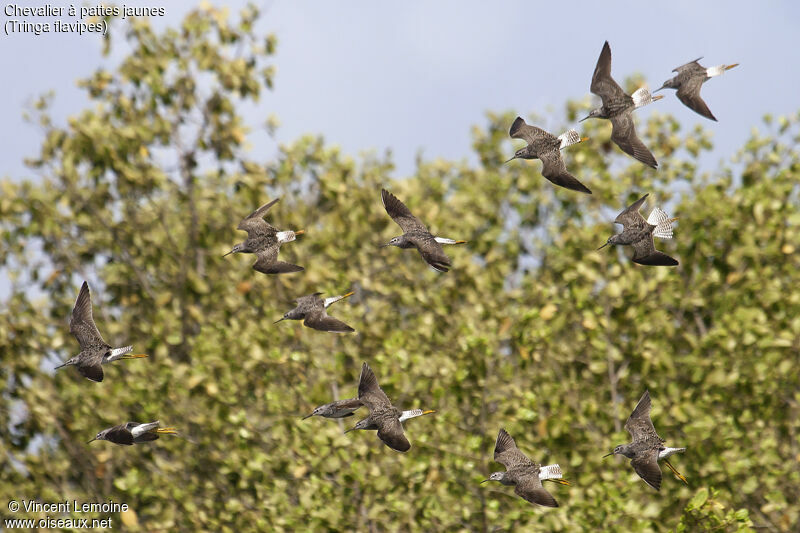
[1,5,799,532]
[677,488,755,532]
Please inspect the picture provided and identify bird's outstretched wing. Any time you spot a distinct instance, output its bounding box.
[237,198,279,236]
[673,58,704,73]
[304,310,355,333]
[416,237,452,273]
[624,390,663,443]
[252,247,303,274]
[70,282,108,351]
[357,362,392,412]
[677,78,717,121]
[105,424,135,445]
[590,41,627,105]
[609,113,658,168]
[514,477,559,507]
[615,194,649,228]
[631,449,662,491]
[381,189,429,233]
[539,149,592,194]
[77,363,104,382]
[377,417,411,452]
[631,238,679,266]
[509,117,552,145]
[493,429,533,470]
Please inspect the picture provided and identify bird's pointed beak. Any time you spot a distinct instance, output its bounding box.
[380,242,390,248]
[549,478,571,486]
[652,94,664,102]
[302,413,314,420]
[54,363,67,370]
[222,250,234,257]
[121,354,148,360]
[503,156,517,164]
[87,437,97,444]
[654,86,665,93]
[156,428,178,434]
[274,317,286,324]
[480,479,490,484]
[579,115,590,122]
[344,427,356,434]
[597,242,610,251]
[580,137,590,143]
[602,451,615,459]
[725,63,739,70]
[422,410,436,415]
[294,230,305,236]
[454,240,467,245]
[341,291,355,300]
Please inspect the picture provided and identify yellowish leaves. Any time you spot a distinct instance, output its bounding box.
[236,281,252,295]
[539,303,557,320]
[120,508,139,528]
[782,243,795,254]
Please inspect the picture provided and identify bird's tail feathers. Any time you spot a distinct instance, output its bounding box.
[647,207,677,239]
[557,130,582,149]
[632,87,658,108]
[109,345,133,358]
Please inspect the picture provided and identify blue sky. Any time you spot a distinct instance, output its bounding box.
[2,0,798,182]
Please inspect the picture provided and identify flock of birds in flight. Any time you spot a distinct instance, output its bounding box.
[54,41,737,508]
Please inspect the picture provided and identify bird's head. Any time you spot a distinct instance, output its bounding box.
[481,471,506,484]
[382,236,405,248]
[223,243,244,257]
[603,444,628,458]
[598,233,624,251]
[504,147,529,164]
[275,308,303,324]
[579,107,603,122]
[54,356,78,370]
[654,79,675,93]
[302,406,327,420]
[88,429,111,444]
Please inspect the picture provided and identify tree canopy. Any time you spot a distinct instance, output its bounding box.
[1,5,798,532]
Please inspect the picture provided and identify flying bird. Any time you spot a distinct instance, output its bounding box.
[481,429,569,508]
[581,41,662,168]
[224,198,305,275]
[345,362,434,452]
[381,188,466,272]
[88,421,178,446]
[55,281,148,382]
[506,117,592,194]
[598,193,678,266]
[275,292,355,333]
[655,58,739,121]
[603,391,688,490]
[303,398,364,420]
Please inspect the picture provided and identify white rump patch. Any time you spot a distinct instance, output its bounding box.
[398,409,424,423]
[323,295,343,308]
[276,231,296,244]
[107,345,133,360]
[557,129,582,149]
[131,421,160,438]
[658,447,686,459]
[647,207,675,239]
[538,464,564,480]
[632,87,656,108]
